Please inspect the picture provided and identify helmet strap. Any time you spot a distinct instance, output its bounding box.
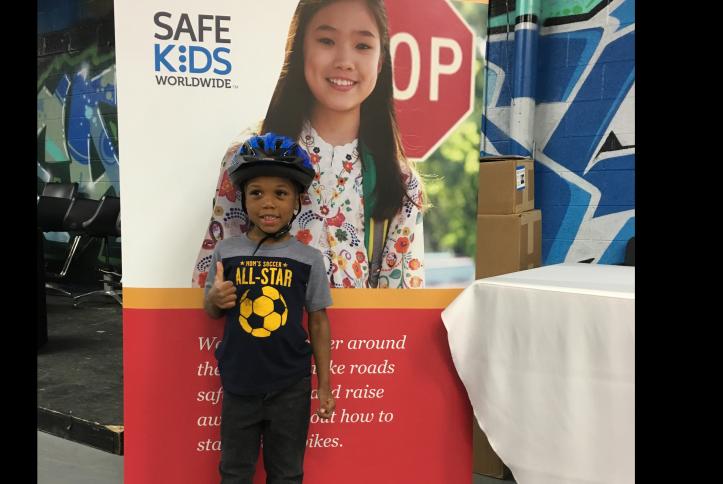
[249,197,302,257]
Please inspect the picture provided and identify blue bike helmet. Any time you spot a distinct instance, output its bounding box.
[228,132,314,192]
[227,133,315,251]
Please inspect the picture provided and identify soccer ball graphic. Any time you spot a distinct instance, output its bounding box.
[238,286,288,338]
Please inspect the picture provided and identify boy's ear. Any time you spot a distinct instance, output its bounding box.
[377,56,383,74]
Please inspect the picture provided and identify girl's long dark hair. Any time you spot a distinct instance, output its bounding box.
[261,0,413,221]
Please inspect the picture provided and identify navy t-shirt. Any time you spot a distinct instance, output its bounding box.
[205,234,332,395]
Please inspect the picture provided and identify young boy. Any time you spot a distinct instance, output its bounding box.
[204,133,335,483]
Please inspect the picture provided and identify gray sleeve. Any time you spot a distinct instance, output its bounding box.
[305,249,333,312]
[204,249,220,298]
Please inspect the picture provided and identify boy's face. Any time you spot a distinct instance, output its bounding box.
[244,176,300,237]
[303,0,382,116]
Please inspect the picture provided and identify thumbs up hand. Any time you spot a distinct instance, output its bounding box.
[208,261,236,310]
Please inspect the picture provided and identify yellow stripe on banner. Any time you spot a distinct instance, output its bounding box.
[123,288,205,309]
[123,288,463,309]
[329,288,462,309]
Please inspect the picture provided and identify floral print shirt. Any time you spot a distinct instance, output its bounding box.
[192,123,425,289]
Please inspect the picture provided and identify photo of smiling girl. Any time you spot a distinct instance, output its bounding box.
[192,0,425,289]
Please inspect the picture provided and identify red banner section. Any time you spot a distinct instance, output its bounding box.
[124,303,471,483]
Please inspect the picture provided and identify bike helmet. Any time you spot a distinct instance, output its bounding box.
[226,133,315,252]
[228,132,314,192]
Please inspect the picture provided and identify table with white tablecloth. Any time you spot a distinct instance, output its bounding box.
[442,263,634,484]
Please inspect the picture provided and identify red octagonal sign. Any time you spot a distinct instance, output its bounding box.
[387,0,475,161]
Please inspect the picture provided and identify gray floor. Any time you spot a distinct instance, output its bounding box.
[38,431,123,484]
[38,293,123,427]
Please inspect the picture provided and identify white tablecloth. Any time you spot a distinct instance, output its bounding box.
[442,263,634,484]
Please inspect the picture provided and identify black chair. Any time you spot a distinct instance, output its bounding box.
[73,195,122,306]
[37,195,74,232]
[58,197,101,276]
[37,183,83,296]
[41,182,78,198]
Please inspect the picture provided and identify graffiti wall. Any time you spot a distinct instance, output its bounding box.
[37,48,118,200]
[38,0,118,201]
[480,0,634,264]
[37,0,117,273]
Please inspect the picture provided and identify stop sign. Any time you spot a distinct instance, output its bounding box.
[386,0,475,161]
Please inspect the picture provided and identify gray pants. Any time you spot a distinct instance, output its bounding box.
[219,376,311,484]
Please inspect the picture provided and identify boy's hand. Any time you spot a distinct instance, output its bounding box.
[316,385,336,420]
[209,261,236,310]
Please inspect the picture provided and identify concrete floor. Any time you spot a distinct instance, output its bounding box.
[38,431,123,484]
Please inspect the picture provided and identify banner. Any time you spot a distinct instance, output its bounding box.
[124,290,471,483]
[115,1,488,482]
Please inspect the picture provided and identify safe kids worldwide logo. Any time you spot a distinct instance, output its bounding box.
[153,11,237,89]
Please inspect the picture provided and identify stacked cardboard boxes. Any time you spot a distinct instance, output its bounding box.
[476,156,541,278]
[471,156,543,478]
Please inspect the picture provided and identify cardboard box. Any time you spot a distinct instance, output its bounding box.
[475,210,542,279]
[478,157,535,214]
[473,419,510,479]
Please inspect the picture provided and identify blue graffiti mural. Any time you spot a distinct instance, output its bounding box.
[38,48,119,201]
[481,0,634,264]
